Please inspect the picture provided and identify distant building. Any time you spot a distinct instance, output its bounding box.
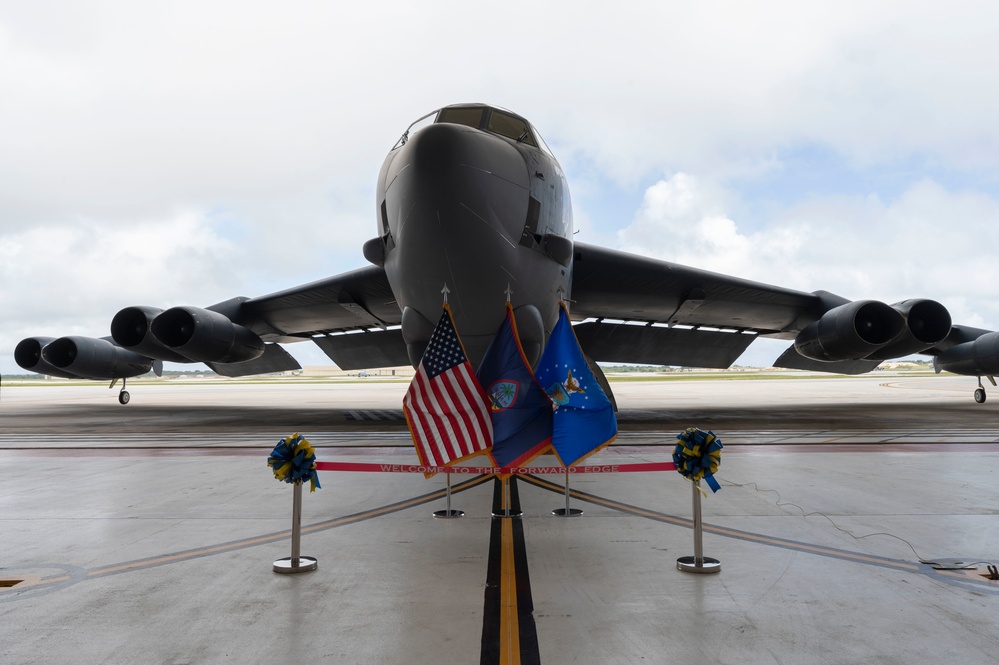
[299,366,415,378]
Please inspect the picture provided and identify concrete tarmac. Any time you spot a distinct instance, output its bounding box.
[2,374,999,663]
[4,373,999,436]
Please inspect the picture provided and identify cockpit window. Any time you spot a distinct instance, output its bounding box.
[394,105,547,152]
[437,106,485,129]
[487,110,537,147]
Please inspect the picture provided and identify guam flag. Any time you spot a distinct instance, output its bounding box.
[534,303,617,466]
[476,303,553,468]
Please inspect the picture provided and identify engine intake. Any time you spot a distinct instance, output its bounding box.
[150,306,264,364]
[794,300,904,362]
[15,337,79,378]
[40,336,153,379]
[111,306,191,362]
[866,299,952,360]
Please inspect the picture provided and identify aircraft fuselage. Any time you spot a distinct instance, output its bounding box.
[373,104,573,368]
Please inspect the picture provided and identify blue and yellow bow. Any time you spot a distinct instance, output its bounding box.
[267,432,321,492]
[673,427,722,492]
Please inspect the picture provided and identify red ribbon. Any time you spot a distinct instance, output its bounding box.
[314,461,675,475]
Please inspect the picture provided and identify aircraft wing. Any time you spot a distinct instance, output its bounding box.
[233,265,408,370]
[16,241,985,383]
[569,242,880,372]
[15,264,410,384]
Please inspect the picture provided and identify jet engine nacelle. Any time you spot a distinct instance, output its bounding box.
[934,331,999,376]
[865,299,952,360]
[39,336,153,379]
[794,300,905,362]
[110,306,192,362]
[14,337,80,378]
[150,306,265,363]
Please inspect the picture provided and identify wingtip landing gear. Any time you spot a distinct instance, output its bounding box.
[110,377,131,405]
[974,376,996,404]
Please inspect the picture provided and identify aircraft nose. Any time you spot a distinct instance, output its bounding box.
[387,122,531,242]
[380,121,533,365]
[404,122,473,179]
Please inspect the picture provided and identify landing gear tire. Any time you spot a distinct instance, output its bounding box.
[974,388,986,404]
[119,390,130,405]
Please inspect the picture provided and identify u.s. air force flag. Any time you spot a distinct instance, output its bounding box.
[403,304,493,471]
[476,303,553,468]
[535,303,618,466]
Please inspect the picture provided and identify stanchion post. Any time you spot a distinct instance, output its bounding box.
[676,479,720,574]
[273,481,318,573]
[433,471,465,518]
[552,468,583,516]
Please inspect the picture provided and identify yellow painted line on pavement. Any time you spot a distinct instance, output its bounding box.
[499,517,521,665]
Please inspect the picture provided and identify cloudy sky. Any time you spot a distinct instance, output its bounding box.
[3,1,999,373]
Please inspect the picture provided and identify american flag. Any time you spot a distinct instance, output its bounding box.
[403,305,493,468]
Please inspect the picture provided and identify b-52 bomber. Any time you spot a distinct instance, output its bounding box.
[15,103,999,404]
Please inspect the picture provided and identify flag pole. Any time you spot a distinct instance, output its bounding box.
[433,471,464,518]
[433,280,466,518]
[491,475,523,518]
[491,476,510,517]
[504,475,510,517]
[676,479,720,574]
[552,468,583,516]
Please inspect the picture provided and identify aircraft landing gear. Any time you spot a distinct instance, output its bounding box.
[112,377,130,405]
[974,375,996,404]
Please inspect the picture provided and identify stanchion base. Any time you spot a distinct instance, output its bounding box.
[273,556,318,574]
[491,510,523,518]
[552,508,584,517]
[676,556,721,574]
[433,509,465,518]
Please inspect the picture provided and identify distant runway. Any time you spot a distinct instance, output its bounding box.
[3,374,999,663]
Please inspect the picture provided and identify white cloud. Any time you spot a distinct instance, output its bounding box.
[0,210,237,356]
[4,1,999,373]
[618,173,999,335]
[618,173,808,287]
